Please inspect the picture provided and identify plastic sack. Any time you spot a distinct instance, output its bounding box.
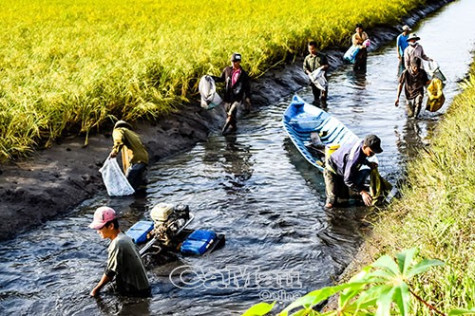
[308,68,328,91]
[369,168,393,206]
[343,45,360,63]
[199,75,223,110]
[363,39,371,48]
[99,158,135,196]
[426,78,445,112]
[427,61,447,82]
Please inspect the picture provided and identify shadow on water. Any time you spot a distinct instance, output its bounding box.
[1,1,475,315]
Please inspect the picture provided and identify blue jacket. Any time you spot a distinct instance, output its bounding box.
[397,33,409,57]
[328,140,370,192]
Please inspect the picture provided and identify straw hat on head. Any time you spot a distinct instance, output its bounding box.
[407,33,420,41]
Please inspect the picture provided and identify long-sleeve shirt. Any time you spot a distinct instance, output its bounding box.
[328,140,370,192]
[212,66,251,103]
[396,33,409,57]
[404,42,430,69]
[112,128,149,166]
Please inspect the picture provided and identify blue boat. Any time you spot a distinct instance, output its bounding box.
[282,95,375,172]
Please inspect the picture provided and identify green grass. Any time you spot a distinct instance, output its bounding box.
[367,61,475,313]
[0,0,426,161]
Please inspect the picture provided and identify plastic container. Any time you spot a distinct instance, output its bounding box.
[180,230,217,255]
[126,220,154,244]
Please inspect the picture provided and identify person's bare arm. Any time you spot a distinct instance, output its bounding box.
[90,274,112,297]
[395,82,403,107]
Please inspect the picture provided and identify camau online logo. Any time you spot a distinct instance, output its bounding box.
[169,265,304,301]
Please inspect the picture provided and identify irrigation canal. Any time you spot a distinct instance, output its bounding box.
[1,1,475,315]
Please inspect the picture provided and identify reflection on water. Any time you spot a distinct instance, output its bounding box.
[221,134,254,191]
[1,1,475,315]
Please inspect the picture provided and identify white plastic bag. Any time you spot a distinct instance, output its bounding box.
[427,60,447,82]
[199,75,223,110]
[343,45,360,63]
[309,68,328,91]
[99,158,135,196]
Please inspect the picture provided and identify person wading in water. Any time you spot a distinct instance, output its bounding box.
[324,134,383,208]
[352,23,369,72]
[303,40,329,106]
[110,120,149,190]
[89,207,150,297]
[211,53,252,134]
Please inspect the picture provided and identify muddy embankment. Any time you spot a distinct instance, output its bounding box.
[0,0,452,241]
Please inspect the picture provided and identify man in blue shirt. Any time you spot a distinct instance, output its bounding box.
[324,134,383,208]
[396,25,411,76]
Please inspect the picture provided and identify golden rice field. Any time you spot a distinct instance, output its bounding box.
[0,0,425,161]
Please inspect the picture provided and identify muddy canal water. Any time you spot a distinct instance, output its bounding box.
[1,1,475,315]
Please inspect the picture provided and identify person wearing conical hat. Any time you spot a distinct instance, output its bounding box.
[110,120,149,189]
[404,33,433,70]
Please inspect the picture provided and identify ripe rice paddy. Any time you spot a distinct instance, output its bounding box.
[0,0,425,160]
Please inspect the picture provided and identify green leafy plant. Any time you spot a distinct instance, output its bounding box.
[242,302,276,316]
[448,308,475,316]
[241,248,473,316]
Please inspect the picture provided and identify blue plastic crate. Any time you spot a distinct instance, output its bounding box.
[180,230,217,255]
[126,220,154,244]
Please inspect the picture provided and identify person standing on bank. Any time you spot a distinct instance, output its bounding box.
[324,135,383,209]
[352,23,369,72]
[404,33,433,70]
[110,120,149,190]
[211,53,252,134]
[395,58,431,118]
[303,40,329,105]
[396,25,412,76]
[89,206,150,297]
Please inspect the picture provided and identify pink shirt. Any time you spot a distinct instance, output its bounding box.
[232,68,241,86]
